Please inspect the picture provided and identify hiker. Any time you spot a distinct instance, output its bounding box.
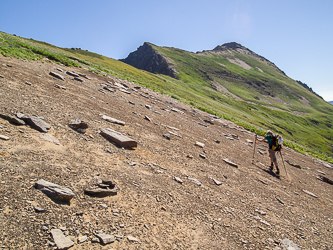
[256,130,280,175]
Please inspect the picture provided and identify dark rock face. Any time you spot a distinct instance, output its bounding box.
[120,42,178,78]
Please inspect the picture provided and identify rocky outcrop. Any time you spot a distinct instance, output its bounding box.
[120,42,178,78]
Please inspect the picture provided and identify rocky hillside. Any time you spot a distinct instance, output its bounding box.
[0,55,333,249]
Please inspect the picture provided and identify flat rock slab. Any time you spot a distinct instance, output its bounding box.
[0,135,10,141]
[35,179,75,202]
[102,115,125,126]
[188,177,201,186]
[213,178,222,185]
[66,71,80,77]
[23,116,51,133]
[0,114,26,125]
[100,128,137,148]
[302,189,318,198]
[195,141,205,148]
[49,71,65,81]
[223,159,238,168]
[96,233,115,245]
[280,238,301,250]
[40,134,60,145]
[318,175,333,185]
[51,229,74,250]
[84,188,117,196]
[174,177,183,184]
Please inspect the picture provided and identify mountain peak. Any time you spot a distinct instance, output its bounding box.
[213,42,247,51]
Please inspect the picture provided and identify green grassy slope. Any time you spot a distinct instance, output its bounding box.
[0,31,332,161]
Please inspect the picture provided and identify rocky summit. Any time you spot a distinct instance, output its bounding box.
[0,55,332,249]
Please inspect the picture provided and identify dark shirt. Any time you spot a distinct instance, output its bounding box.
[265,134,273,148]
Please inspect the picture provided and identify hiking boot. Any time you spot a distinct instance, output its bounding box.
[269,164,274,171]
[276,168,280,176]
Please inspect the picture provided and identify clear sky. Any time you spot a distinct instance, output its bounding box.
[1,0,333,101]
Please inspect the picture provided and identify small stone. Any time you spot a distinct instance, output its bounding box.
[223,159,238,168]
[188,176,201,186]
[144,115,151,121]
[174,177,183,184]
[96,233,115,245]
[127,235,138,242]
[0,135,9,141]
[34,206,47,213]
[78,236,88,243]
[50,229,74,250]
[163,134,171,140]
[213,178,222,185]
[199,154,206,159]
[49,71,65,81]
[25,81,32,85]
[302,190,318,198]
[195,141,205,148]
[100,204,108,208]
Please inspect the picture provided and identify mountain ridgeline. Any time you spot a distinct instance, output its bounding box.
[121,42,333,157]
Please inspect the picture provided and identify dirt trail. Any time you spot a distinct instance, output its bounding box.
[0,55,332,249]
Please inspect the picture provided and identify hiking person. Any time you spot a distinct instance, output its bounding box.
[256,130,280,175]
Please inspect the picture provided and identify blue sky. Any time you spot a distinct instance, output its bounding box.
[1,0,333,101]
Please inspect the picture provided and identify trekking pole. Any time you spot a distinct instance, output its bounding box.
[252,134,257,163]
[279,150,289,178]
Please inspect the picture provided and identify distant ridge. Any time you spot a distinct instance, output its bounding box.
[207,42,286,76]
[329,101,333,105]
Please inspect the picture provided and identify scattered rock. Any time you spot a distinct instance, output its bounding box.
[199,154,206,159]
[169,131,182,138]
[195,141,205,148]
[0,135,9,141]
[96,233,115,245]
[212,178,222,185]
[188,176,201,186]
[100,128,137,148]
[317,175,333,185]
[49,71,65,81]
[101,179,116,188]
[35,179,75,202]
[279,238,301,250]
[0,114,25,125]
[55,84,66,90]
[223,159,238,168]
[302,190,318,198]
[127,235,138,242]
[73,77,84,82]
[103,86,115,92]
[50,229,74,250]
[66,71,80,77]
[163,134,171,140]
[144,115,151,121]
[102,115,125,126]
[22,116,51,133]
[84,188,117,196]
[246,139,253,144]
[69,118,88,131]
[174,177,183,184]
[25,81,32,85]
[34,206,47,213]
[77,236,88,243]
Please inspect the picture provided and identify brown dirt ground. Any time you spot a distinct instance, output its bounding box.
[0,55,332,249]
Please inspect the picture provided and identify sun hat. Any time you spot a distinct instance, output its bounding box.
[267,130,272,134]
